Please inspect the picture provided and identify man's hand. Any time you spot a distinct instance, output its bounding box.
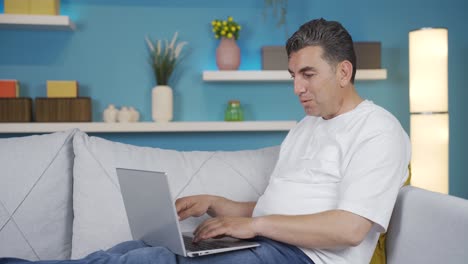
[192,216,258,243]
[175,195,215,221]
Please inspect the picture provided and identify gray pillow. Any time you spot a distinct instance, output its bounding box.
[71,131,279,259]
[0,129,77,260]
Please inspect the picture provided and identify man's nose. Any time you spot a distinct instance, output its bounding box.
[293,79,305,95]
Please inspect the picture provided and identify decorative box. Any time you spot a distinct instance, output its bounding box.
[261,46,288,70]
[353,42,381,69]
[35,97,91,122]
[261,42,381,71]
[0,98,32,122]
[0,80,19,98]
[4,0,30,14]
[47,80,78,98]
[29,0,60,15]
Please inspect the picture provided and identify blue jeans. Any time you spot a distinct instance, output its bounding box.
[0,237,314,264]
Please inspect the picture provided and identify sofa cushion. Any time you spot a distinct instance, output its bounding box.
[71,131,279,259]
[386,186,468,264]
[0,129,77,260]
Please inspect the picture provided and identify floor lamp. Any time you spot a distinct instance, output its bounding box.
[409,28,449,194]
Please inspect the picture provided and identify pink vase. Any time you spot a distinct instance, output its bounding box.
[216,37,241,70]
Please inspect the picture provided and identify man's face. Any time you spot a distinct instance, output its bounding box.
[288,46,344,119]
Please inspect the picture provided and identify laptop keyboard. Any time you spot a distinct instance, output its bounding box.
[183,236,230,251]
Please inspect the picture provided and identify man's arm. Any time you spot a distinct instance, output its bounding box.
[192,209,373,248]
[254,210,373,248]
[176,195,256,220]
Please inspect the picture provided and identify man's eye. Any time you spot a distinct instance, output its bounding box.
[290,75,295,80]
[304,73,314,78]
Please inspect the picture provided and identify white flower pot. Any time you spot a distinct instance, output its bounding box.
[152,85,173,122]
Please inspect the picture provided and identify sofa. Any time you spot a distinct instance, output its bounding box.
[0,129,467,264]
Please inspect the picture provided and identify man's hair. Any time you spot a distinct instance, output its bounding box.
[285,18,357,83]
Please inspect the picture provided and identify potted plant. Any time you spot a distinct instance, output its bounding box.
[211,16,242,70]
[145,32,188,122]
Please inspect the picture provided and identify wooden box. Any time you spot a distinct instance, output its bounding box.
[261,46,288,70]
[35,97,91,122]
[353,42,381,69]
[261,43,381,70]
[0,98,32,122]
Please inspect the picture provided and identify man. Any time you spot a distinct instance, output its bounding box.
[175,18,411,264]
[3,18,410,264]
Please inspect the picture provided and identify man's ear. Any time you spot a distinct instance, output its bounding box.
[338,60,353,87]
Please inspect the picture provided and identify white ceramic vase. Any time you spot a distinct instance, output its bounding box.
[152,85,173,122]
[117,106,132,123]
[129,107,140,122]
[103,104,118,123]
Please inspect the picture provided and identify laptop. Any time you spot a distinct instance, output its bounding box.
[116,168,260,257]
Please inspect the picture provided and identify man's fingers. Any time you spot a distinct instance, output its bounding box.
[193,217,218,235]
[194,218,225,242]
[178,204,207,221]
[178,211,190,221]
[175,198,190,214]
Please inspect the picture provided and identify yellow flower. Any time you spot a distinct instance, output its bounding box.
[211,16,241,40]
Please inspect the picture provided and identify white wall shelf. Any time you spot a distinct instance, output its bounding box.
[0,14,75,30]
[0,121,297,133]
[202,69,387,82]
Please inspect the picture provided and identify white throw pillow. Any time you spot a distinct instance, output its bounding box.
[71,131,279,259]
[0,129,77,260]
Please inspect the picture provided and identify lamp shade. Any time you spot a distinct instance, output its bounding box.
[409,28,448,113]
[409,27,449,194]
[410,114,449,193]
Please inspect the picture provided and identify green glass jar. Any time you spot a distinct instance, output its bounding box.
[224,100,244,121]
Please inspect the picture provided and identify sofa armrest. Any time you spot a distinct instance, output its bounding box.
[386,186,468,264]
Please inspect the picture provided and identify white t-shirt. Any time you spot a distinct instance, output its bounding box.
[252,100,411,264]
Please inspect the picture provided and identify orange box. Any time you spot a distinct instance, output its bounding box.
[0,80,19,98]
[4,0,30,14]
[29,0,60,15]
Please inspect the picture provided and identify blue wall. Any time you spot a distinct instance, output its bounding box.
[1,0,467,198]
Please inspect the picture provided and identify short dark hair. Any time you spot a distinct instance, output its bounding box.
[286,18,357,83]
